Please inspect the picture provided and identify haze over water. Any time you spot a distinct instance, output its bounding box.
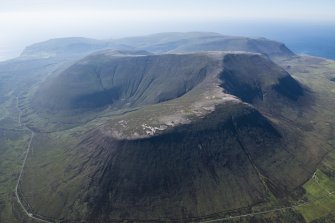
[1,0,335,61]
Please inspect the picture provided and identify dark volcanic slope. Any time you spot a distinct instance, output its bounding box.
[32,51,217,114]
[33,51,302,118]
[80,104,288,221]
[220,54,304,103]
[23,50,316,222]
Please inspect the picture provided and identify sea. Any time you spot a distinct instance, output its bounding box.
[0,22,335,62]
[215,22,335,60]
[0,46,20,62]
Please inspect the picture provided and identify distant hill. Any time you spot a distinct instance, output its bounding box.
[113,32,295,58]
[20,37,133,58]
[20,32,295,59]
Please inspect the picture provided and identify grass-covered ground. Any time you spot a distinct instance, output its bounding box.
[297,169,335,222]
[0,128,31,223]
[276,56,335,222]
[13,56,334,222]
[0,54,334,222]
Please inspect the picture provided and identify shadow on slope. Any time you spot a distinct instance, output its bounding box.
[220,54,304,103]
[32,52,216,114]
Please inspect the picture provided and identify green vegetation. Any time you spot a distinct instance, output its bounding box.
[0,33,334,222]
[16,52,335,222]
[297,170,335,222]
[0,129,30,223]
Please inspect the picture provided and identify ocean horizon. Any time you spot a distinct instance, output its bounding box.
[0,46,20,61]
[1,23,335,62]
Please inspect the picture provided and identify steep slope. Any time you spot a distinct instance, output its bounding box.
[75,104,306,221]
[32,51,301,121]
[220,53,304,103]
[32,51,218,115]
[18,50,323,222]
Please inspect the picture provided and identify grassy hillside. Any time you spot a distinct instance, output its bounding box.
[13,50,335,222]
[32,52,216,115]
[20,32,295,60]
[29,52,301,132]
[0,34,334,222]
[0,129,30,223]
[220,53,304,103]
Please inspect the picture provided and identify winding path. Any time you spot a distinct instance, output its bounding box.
[13,96,335,223]
[199,171,335,223]
[15,96,52,223]
[199,199,308,223]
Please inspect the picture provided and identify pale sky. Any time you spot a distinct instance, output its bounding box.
[0,0,334,60]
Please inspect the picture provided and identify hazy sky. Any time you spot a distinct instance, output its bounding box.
[0,0,335,60]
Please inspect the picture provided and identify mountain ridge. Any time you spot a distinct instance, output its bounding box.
[5,33,334,223]
[20,32,295,59]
